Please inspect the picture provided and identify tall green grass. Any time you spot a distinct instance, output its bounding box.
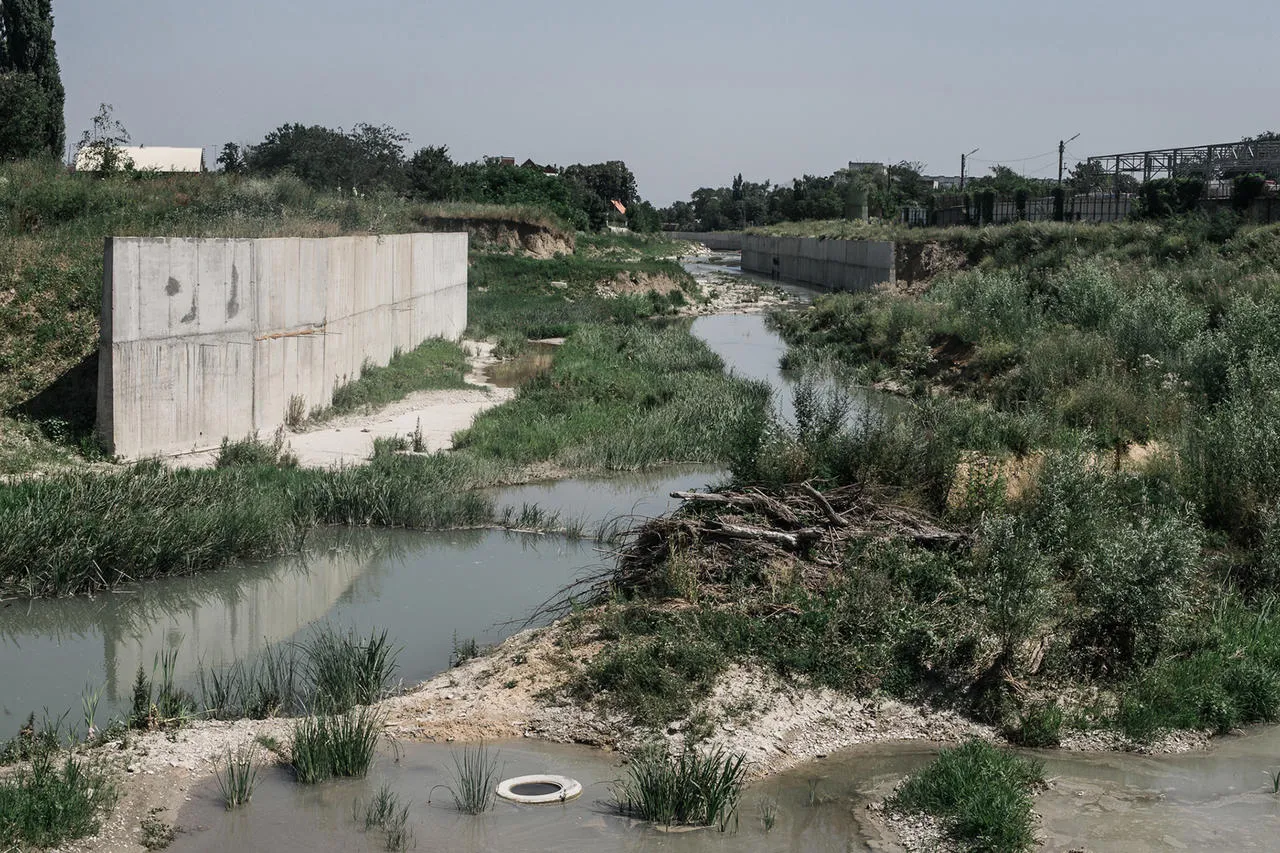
[889,740,1043,853]
[216,744,260,809]
[0,455,494,597]
[0,753,116,849]
[612,745,747,829]
[456,323,768,470]
[290,707,383,784]
[440,744,500,814]
[304,627,399,712]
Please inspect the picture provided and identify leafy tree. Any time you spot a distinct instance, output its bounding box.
[244,123,408,192]
[563,160,638,208]
[405,145,456,201]
[1068,161,1138,195]
[75,103,132,176]
[626,199,661,233]
[0,0,64,158]
[0,70,46,159]
[216,142,244,174]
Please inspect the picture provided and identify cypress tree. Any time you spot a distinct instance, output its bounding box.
[0,0,65,158]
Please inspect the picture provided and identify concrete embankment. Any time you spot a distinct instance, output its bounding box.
[98,233,468,460]
[665,230,744,251]
[741,233,895,291]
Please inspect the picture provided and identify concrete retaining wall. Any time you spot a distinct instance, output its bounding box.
[741,234,894,291]
[98,233,468,460]
[666,231,744,251]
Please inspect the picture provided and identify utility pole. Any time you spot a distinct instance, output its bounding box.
[1058,133,1081,187]
[960,148,979,191]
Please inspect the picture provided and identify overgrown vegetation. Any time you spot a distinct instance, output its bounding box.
[0,455,494,597]
[888,740,1044,853]
[0,753,115,849]
[612,745,746,830]
[290,706,382,784]
[556,220,1280,746]
[456,323,767,470]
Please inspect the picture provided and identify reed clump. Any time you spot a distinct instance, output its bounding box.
[290,706,383,784]
[215,744,260,809]
[612,745,747,830]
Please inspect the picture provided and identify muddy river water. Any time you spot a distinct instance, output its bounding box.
[5,255,1280,849]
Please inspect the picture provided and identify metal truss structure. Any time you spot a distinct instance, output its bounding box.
[1088,139,1280,183]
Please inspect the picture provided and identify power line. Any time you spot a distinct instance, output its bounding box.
[970,148,1059,165]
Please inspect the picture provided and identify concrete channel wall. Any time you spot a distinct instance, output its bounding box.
[741,234,895,291]
[97,233,468,460]
[666,231,744,251]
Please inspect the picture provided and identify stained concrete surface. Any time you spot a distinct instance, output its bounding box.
[98,233,468,460]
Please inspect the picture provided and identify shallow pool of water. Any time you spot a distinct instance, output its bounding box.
[171,739,885,853]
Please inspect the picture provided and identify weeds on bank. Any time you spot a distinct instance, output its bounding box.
[449,632,480,668]
[0,752,116,849]
[304,626,400,712]
[215,744,260,809]
[889,740,1043,853]
[612,745,747,830]
[455,323,769,471]
[0,453,495,597]
[435,744,500,814]
[198,625,400,720]
[313,339,471,421]
[140,808,176,849]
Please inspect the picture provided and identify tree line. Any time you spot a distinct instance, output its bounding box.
[215,125,661,232]
[663,141,1279,231]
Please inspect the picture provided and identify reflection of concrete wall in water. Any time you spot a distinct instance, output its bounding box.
[665,231,743,251]
[741,234,894,292]
[103,549,377,702]
[97,233,468,459]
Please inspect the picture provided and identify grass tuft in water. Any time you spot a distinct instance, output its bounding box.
[758,796,778,831]
[438,744,500,814]
[355,783,414,851]
[613,744,747,830]
[215,744,260,809]
[889,739,1044,853]
[290,707,383,784]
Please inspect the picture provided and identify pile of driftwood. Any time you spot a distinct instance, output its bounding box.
[607,481,967,600]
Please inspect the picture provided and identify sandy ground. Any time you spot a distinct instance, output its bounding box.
[169,341,514,470]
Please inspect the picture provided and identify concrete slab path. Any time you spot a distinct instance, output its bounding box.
[170,341,514,469]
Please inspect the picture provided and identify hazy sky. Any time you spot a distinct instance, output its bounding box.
[54,0,1277,204]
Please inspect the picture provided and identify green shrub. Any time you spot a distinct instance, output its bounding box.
[889,740,1043,853]
[0,753,116,849]
[1005,702,1064,748]
[613,745,747,829]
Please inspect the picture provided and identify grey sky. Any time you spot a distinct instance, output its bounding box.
[55,0,1277,205]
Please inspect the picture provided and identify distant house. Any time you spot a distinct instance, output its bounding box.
[924,175,963,190]
[74,146,205,173]
[485,155,517,166]
[520,159,559,176]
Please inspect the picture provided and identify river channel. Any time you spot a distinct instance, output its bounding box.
[7,255,1280,849]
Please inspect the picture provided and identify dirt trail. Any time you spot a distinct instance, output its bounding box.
[170,340,513,470]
